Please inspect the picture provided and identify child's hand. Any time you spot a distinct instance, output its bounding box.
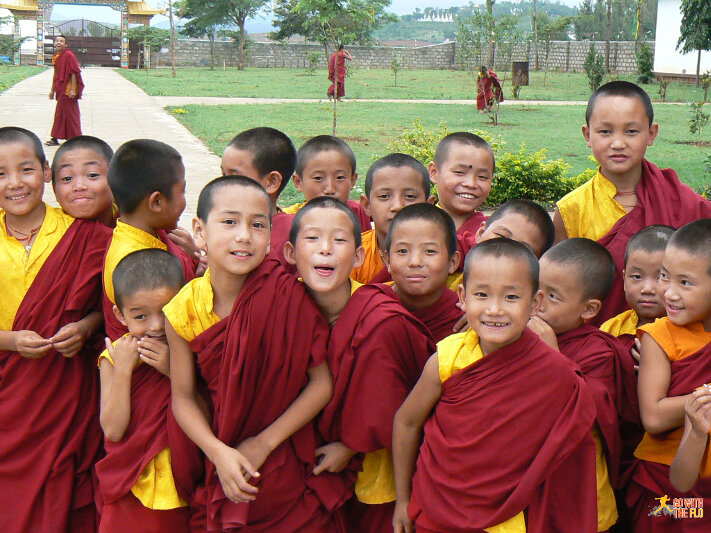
[107,336,139,372]
[313,442,356,475]
[631,338,641,373]
[195,251,208,276]
[49,321,89,358]
[527,316,559,350]
[393,499,413,533]
[452,313,468,333]
[14,330,52,359]
[169,227,199,258]
[137,336,170,376]
[212,442,261,503]
[686,386,711,438]
[236,436,271,480]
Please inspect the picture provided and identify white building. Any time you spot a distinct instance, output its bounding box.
[654,0,711,76]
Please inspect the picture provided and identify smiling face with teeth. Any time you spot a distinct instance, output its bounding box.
[458,254,542,355]
[659,246,711,331]
[114,285,178,343]
[429,143,494,228]
[0,141,51,223]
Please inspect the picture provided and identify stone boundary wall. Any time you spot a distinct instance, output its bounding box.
[165,39,654,74]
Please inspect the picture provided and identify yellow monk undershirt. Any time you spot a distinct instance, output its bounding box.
[600,309,639,337]
[163,268,220,343]
[98,340,187,510]
[436,330,526,533]
[556,170,627,241]
[0,205,75,331]
[350,228,385,284]
[282,202,304,215]
[104,219,168,304]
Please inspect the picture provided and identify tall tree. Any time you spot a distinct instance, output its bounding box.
[168,0,177,77]
[178,0,223,70]
[532,0,539,69]
[294,0,393,135]
[486,0,496,65]
[677,0,711,86]
[605,0,611,72]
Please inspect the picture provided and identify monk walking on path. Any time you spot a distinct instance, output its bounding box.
[327,44,352,101]
[47,35,83,146]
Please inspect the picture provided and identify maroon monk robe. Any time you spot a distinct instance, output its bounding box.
[455,211,486,271]
[188,258,341,533]
[328,51,348,98]
[268,210,297,274]
[347,199,371,232]
[557,325,639,489]
[103,230,197,341]
[95,362,203,528]
[594,159,711,326]
[627,342,711,532]
[379,284,463,343]
[369,265,392,284]
[409,328,598,533]
[0,219,111,533]
[51,47,84,140]
[319,284,435,533]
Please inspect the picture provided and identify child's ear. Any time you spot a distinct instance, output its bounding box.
[292,174,304,192]
[43,161,52,184]
[428,161,439,184]
[283,240,296,265]
[353,245,365,270]
[147,191,162,213]
[531,290,544,316]
[475,221,487,243]
[456,283,467,312]
[648,123,659,145]
[112,305,128,327]
[350,172,359,188]
[262,171,283,197]
[192,217,207,251]
[360,194,371,218]
[383,250,391,271]
[427,195,436,205]
[581,299,602,321]
[448,251,461,275]
[582,124,592,147]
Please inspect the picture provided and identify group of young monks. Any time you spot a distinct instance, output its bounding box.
[0,79,710,533]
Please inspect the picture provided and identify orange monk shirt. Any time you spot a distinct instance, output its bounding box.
[350,228,384,284]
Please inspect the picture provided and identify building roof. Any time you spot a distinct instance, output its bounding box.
[0,0,162,16]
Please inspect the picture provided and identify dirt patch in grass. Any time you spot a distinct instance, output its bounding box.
[671,140,711,147]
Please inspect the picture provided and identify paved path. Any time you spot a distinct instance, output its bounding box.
[0,68,221,227]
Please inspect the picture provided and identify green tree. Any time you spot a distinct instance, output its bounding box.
[584,43,605,91]
[178,0,224,70]
[294,0,394,135]
[677,0,711,86]
[538,16,572,86]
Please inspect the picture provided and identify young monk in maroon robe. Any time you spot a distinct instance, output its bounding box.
[0,127,111,533]
[103,139,197,341]
[283,197,436,533]
[553,81,711,326]
[47,34,84,145]
[167,176,342,532]
[327,45,352,100]
[534,238,643,531]
[220,127,298,270]
[393,238,598,533]
[381,203,463,343]
[429,132,493,282]
[476,66,503,111]
[97,249,202,533]
[629,220,711,532]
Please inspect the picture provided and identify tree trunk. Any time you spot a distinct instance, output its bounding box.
[697,48,702,87]
[635,0,643,53]
[487,0,495,66]
[209,33,215,71]
[168,0,177,78]
[238,20,246,71]
[544,41,550,87]
[333,77,338,136]
[533,0,539,70]
[605,0,612,73]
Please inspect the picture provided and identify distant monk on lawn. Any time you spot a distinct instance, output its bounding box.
[328,44,352,101]
[477,65,503,113]
[47,35,83,146]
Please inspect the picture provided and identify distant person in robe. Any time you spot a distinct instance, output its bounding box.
[328,45,352,101]
[476,66,503,112]
[47,35,83,146]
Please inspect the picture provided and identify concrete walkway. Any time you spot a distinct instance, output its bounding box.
[0,68,221,227]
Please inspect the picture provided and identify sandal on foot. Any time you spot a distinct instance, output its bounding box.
[44,138,60,146]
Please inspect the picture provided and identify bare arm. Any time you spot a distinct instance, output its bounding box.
[392,354,443,533]
[68,73,77,98]
[99,337,139,442]
[638,333,691,434]
[670,387,711,492]
[552,209,568,244]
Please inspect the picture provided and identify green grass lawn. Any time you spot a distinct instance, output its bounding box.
[0,66,46,93]
[120,67,710,103]
[168,101,710,207]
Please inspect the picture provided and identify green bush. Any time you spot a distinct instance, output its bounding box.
[584,44,605,92]
[306,52,320,75]
[636,44,654,84]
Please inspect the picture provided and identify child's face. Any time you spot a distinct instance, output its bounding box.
[294,150,357,205]
[362,166,430,244]
[458,255,541,355]
[53,148,113,221]
[430,144,493,217]
[583,95,658,182]
[660,246,711,330]
[477,212,546,258]
[0,141,50,217]
[221,145,260,181]
[285,207,363,297]
[115,286,177,341]
[537,257,592,334]
[194,185,271,278]
[624,248,666,321]
[386,219,459,303]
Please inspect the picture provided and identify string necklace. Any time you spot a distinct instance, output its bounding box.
[5,220,42,253]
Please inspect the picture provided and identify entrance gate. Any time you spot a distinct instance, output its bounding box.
[45,19,121,67]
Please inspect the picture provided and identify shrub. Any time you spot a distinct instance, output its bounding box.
[658,78,669,102]
[391,52,405,87]
[583,44,605,92]
[306,52,320,75]
[702,71,711,103]
[689,102,710,140]
[637,44,654,84]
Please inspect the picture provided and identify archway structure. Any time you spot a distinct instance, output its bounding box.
[0,0,161,67]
